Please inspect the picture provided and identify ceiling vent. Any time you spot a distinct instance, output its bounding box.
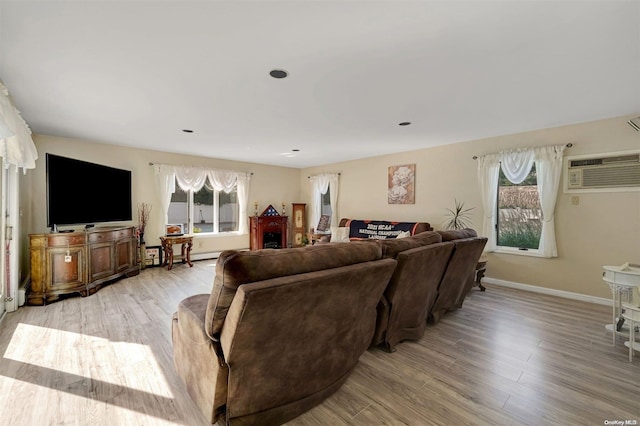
[565,151,640,192]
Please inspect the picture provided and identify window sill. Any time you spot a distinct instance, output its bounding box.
[495,247,546,258]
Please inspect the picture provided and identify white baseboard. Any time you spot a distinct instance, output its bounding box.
[191,251,222,261]
[483,277,610,306]
[190,248,249,262]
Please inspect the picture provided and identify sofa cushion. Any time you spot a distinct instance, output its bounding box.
[330,226,350,242]
[380,231,442,259]
[205,242,383,338]
[437,228,478,241]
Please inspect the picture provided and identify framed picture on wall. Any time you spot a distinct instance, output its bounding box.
[388,164,415,204]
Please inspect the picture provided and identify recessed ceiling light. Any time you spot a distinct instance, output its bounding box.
[292,149,300,152]
[182,129,194,133]
[270,69,289,79]
[398,122,411,126]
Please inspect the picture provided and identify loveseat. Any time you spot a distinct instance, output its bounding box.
[172,243,397,425]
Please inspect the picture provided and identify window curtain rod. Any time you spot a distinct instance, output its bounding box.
[472,142,573,160]
[148,162,253,175]
[307,172,341,178]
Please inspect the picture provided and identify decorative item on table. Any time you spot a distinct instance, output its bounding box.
[254,201,258,216]
[388,164,415,204]
[262,205,280,216]
[137,202,152,244]
[144,245,163,267]
[282,202,286,215]
[166,223,184,236]
[316,214,331,233]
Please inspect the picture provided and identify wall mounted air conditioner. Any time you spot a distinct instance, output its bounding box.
[564,150,640,193]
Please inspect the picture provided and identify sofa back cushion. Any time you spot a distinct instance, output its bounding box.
[219,257,397,421]
[436,228,478,241]
[205,242,383,337]
[379,231,442,259]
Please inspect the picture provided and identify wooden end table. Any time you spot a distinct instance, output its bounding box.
[475,255,487,291]
[160,235,194,270]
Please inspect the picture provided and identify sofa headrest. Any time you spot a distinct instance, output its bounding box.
[380,231,442,259]
[436,228,478,241]
[205,242,384,337]
[215,242,383,290]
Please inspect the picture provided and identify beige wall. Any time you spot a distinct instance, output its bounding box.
[21,135,302,273]
[19,115,640,299]
[301,114,640,299]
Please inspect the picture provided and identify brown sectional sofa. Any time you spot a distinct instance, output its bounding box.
[429,229,488,323]
[172,242,397,425]
[172,222,487,424]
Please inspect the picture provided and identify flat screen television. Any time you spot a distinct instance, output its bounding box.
[46,153,132,228]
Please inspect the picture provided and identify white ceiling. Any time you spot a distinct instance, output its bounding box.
[1,1,639,168]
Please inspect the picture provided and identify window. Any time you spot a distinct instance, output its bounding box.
[497,164,542,250]
[320,188,332,218]
[169,181,239,234]
[477,145,566,258]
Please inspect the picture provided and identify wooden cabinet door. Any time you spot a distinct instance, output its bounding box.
[47,246,86,290]
[114,237,135,272]
[88,242,115,281]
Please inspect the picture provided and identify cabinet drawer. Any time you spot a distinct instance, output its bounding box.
[48,235,85,247]
[88,228,134,243]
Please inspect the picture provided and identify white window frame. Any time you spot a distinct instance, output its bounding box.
[495,164,543,257]
[171,183,239,236]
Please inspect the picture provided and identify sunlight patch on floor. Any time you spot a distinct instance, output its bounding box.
[4,323,174,398]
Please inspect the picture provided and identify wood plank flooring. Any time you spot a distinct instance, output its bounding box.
[0,261,638,425]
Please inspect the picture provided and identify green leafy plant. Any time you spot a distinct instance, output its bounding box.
[443,199,474,230]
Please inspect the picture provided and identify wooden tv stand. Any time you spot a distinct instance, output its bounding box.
[28,226,139,305]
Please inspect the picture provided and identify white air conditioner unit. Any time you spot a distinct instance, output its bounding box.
[565,151,640,193]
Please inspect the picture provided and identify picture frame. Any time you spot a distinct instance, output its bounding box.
[165,223,184,236]
[388,164,415,204]
[316,214,331,232]
[144,245,163,267]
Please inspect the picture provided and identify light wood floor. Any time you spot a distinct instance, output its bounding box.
[0,261,638,425]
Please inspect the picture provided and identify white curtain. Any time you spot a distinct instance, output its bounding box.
[309,173,339,230]
[0,81,38,313]
[155,164,251,235]
[154,164,176,237]
[477,154,501,251]
[235,173,251,234]
[0,81,38,172]
[534,145,566,257]
[500,148,535,184]
[477,145,565,257]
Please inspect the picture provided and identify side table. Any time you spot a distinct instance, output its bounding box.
[160,235,194,270]
[475,255,487,291]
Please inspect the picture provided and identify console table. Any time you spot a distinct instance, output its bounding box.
[28,226,139,305]
[602,263,640,346]
[160,235,194,270]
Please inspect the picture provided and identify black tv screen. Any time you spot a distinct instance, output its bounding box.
[46,153,132,227]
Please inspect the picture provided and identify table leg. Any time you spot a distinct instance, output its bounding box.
[613,287,618,346]
[629,318,635,362]
[167,242,174,270]
[185,241,193,267]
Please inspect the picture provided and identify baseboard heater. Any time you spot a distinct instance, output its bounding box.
[190,249,249,262]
